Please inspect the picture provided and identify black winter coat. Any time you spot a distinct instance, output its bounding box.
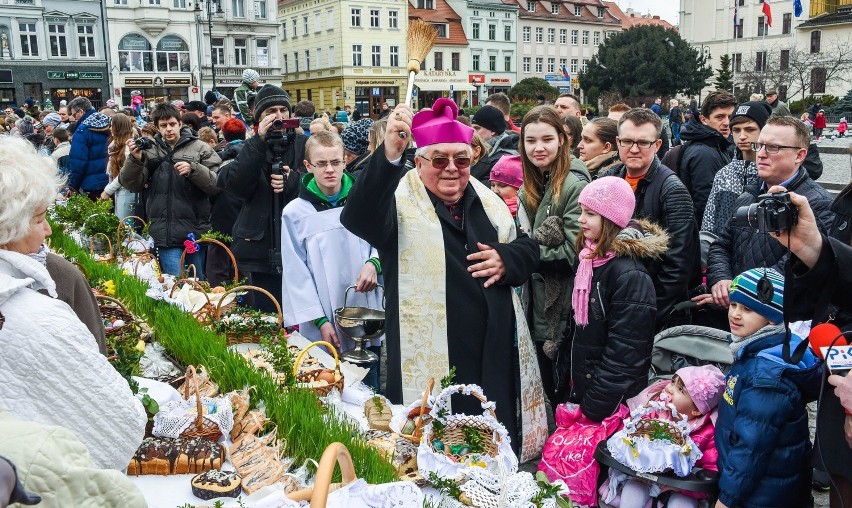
[707,168,834,288]
[679,121,734,224]
[220,132,307,273]
[211,141,245,237]
[554,220,668,422]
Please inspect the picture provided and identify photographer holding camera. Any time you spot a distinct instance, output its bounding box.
[119,102,221,278]
[219,84,307,311]
[705,116,835,308]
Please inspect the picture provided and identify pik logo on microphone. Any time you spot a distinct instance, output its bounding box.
[822,345,852,375]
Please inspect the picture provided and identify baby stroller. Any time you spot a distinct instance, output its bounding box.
[595,324,733,508]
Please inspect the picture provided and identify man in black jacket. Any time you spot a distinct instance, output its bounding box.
[220,84,307,311]
[470,105,518,184]
[679,91,738,224]
[600,108,700,330]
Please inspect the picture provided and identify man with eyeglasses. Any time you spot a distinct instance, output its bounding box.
[599,108,700,330]
[219,84,307,311]
[342,98,547,460]
[706,116,835,308]
[66,97,110,200]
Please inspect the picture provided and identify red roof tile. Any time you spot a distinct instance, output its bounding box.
[603,1,676,30]
[409,0,469,45]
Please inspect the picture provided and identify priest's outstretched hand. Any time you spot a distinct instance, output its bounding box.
[467,242,505,288]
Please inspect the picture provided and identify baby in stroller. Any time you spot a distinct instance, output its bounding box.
[600,365,726,508]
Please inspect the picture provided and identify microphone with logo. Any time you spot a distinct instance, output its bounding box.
[809,322,852,375]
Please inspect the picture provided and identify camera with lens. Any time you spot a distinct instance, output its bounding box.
[270,118,300,132]
[734,191,798,234]
[134,137,153,151]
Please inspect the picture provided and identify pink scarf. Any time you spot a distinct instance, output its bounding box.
[504,195,518,217]
[571,238,616,326]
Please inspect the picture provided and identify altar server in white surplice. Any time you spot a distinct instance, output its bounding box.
[280,130,384,389]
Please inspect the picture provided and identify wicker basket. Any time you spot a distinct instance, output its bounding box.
[96,295,134,336]
[425,384,501,459]
[129,251,162,278]
[293,341,345,396]
[626,418,687,447]
[179,237,239,285]
[171,364,219,398]
[213,285,283,345]
[169,278,215,324]
[399,377,434,444]
[287,442,357,506]
[88,232,115,264]
[178,365,223,441]
[115,215,148,243]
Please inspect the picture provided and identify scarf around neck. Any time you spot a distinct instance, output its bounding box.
[730,322,786,357]
[572,237,616,326]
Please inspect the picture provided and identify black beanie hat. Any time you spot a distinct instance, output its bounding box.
[471,105,505,135]
[731,101,772,130]
[254,84,291,122]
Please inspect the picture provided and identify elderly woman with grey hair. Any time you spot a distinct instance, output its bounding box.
[0,136,146,471]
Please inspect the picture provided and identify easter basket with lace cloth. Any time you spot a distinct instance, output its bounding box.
[153,365,233,441]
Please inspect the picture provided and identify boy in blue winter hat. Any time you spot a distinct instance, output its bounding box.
[714,267,822,508]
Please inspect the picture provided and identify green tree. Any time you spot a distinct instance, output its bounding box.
[832,88,852,117]
[509,77,558,102]
[714,54,734,92]
[579,25,712,97]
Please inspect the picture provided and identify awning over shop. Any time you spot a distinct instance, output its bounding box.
[415,82,477,92]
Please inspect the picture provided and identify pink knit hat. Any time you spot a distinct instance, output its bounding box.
[411,98,474,147]
[677,365,726,415]
[577,176,635,228]
[490,154,523,189]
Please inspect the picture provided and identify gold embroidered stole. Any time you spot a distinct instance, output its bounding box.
[394,169,548,461]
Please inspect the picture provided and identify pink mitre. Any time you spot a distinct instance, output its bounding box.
[411,98,474,147]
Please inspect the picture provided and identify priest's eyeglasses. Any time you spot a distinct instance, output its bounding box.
[307,159,344,169]
[419,155,472,170]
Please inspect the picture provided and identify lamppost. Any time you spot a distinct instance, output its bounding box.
[694,44,712,102]
[194,0,223,93]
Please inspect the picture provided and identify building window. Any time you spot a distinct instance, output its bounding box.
[547,28,555,43]
[232,0,245,18]
[434,51,442,70]
[78,25,96,58]
[559,29,566,44]
[504,24,511,41]
[504,54,511,71]
[535,57,543,73]
[305,49,310,70]
[19,22,38,57]
[327,9,334,29]
[547,57,555,73]
[303,16,309,35]
[314,12,321,32]
[148,0,160,4]
[48,23,67,58]
[473,22,480,39]
[582,58,588,72]
[156,34,190,71]
[115,0,128,4]
[570,58,577,73]
[211,37,224,65]
[315,48,321,68]
[755,51,767,71]
[389,10,398,28]
[593,31,600,46]
[352,44,362,66]
[370,9,380,28]
[732,53,741,72]
[598,6,605,17]
[811,30,821,53]
[782,13,791,34]
[283,53,288,73]
[582,30,589,45]
[551,3,559,14]
[523,56,530,73]
[523,26,530,42]
[488,24,496,40]
[535,27,543,43]
[472,54,480,71]
[527,1,535,11]
[574,4,582,15]
[390,45,399,66]
[811,67,826,93]
[758,16,767,36]
[291,19,297,38]
[329,46,334,66]
[256,0,267,19]
[780,49,790,70]
[734,19,743,39]
[452,51,460,70]
[118,34,153,71]
[233,37,246,66]
[434,24,448,37]
[473,9,479,16]
[294,51,299,72]
[571,29,578,45]
[174,0,186,7]
[417,0,434,8]
[351,8,361,27]
[489,54,496,71]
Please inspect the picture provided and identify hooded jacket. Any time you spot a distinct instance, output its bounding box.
[212,141,246,237]
[119,127,221,248]
[715,329,822,508]
[554,220,669,422]
[679,121,735,224]
[68,109,110,192]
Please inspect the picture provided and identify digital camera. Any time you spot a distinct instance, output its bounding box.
[271,118,300,131]
[734,191,798,234]
[134,137,153,151]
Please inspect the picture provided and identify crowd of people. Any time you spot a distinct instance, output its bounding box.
[0,65,851,508]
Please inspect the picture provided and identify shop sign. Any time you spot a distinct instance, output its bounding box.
[469,74,485,84]
[218,78,267,85]
[48,71,101,80]
[164,78,191,85]
[490,77,510,84]
[125,78,153,86]
[371,87,381,97]
[416,70,469,87]
[79,72,103,80]
[353,80,398,86]
[65,71,79,80]
[421,70,459,78]
[48,72,65,79]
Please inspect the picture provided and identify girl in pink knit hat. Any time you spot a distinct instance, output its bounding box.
[489,154,523,218]
[539,176,669,506]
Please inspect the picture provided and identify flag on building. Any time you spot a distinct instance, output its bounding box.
[763,0,773,26]
[793,0,803,17]
[733,1,740,29]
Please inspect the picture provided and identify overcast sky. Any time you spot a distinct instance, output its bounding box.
[612,0,680,26]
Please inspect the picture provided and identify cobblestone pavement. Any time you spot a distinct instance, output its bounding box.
[816,136,851,191]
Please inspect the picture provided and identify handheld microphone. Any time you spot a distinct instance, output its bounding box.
[809,323,852,374]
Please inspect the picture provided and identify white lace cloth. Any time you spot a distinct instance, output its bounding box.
[456,466,567,508]
[152,395,234,439]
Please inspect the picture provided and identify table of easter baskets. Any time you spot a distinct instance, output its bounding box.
[47,220,571,508]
